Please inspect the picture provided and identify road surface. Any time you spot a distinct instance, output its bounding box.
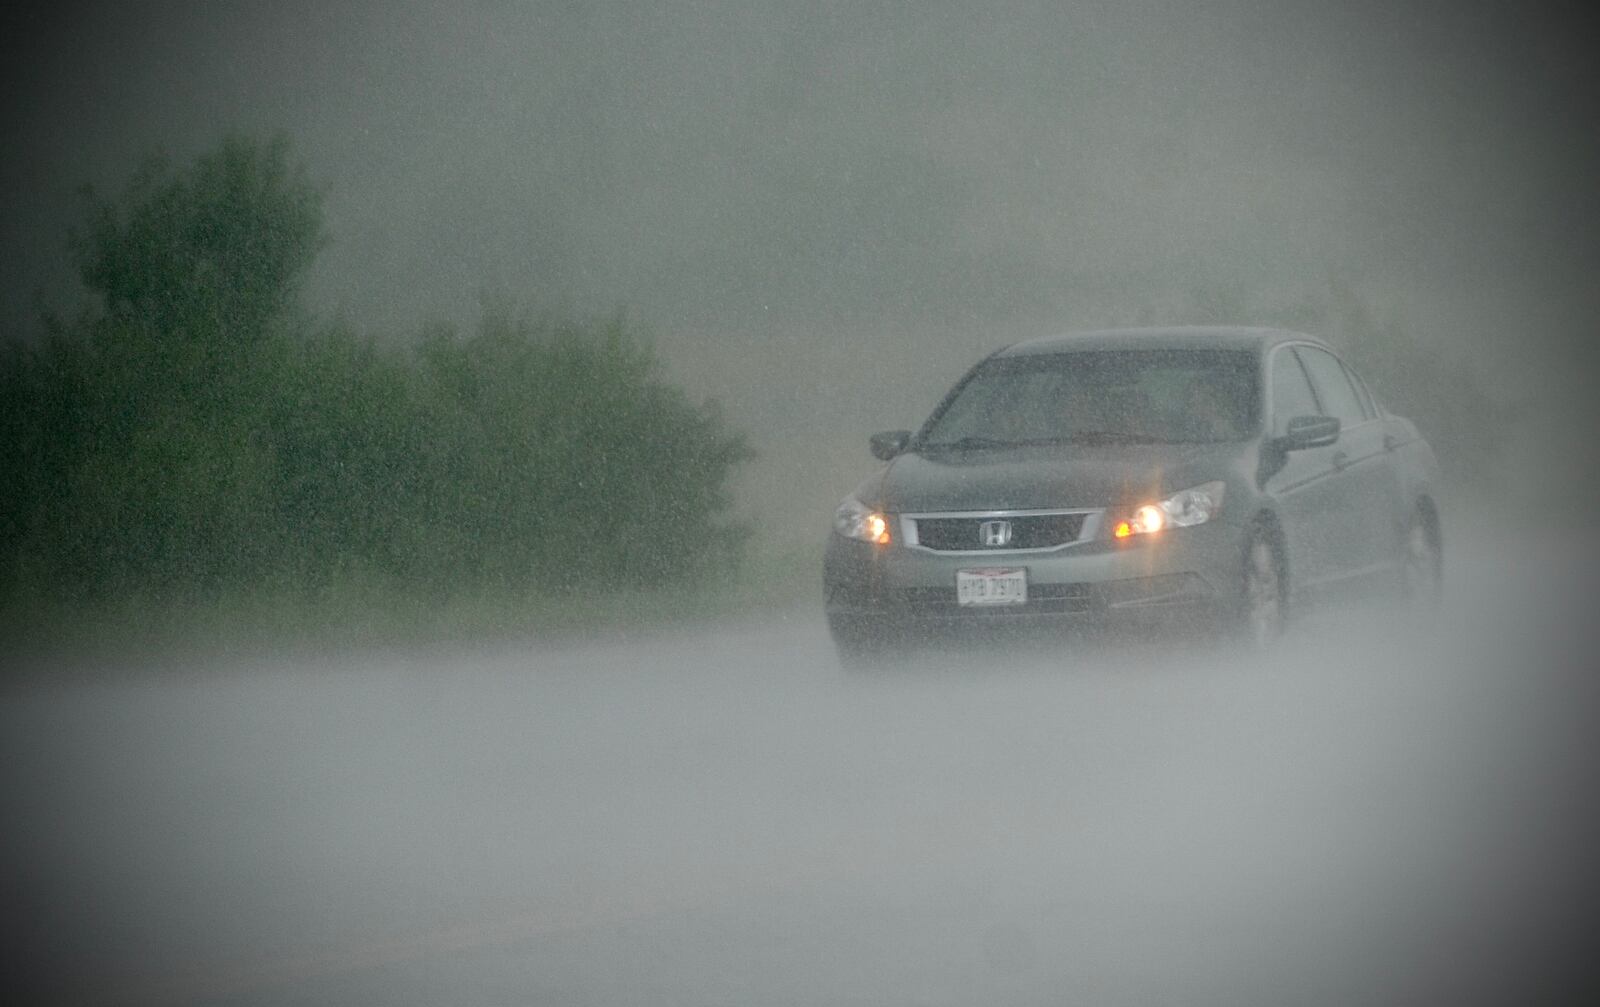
[4,530,1597,1005]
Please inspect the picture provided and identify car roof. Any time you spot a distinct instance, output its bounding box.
[997,326,1325,357]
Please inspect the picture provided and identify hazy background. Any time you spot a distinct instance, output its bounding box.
[5,0,1597,538]
[6,6,1600,1003]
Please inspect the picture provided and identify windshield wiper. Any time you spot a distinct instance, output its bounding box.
[1061,430,1164,445]
[918,434,1019,451]
[921,431,1166,450]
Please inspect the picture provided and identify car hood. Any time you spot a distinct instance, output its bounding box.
[871,443,1227,513]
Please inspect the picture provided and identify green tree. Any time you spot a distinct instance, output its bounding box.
[4,135,325,603]
[73,135,322,352]
[3,134,754,622]
[411,310,754,591]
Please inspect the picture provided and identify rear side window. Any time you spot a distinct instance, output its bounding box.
[1295,347,1368,425]
[1269,348,1319,435]
[1342,362,1378,418]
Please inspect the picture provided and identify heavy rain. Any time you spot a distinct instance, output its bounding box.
[3,3,1598,1004]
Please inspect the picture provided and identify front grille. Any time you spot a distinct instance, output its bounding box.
[897,582,1092,615]
[912,513,1087,551]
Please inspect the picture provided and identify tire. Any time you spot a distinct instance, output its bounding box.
[1237,524,1287,649]
[1400,504,1443,615]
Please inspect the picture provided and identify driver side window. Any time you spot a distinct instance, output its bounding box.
[1270,348,1320,436]
[1295,346,1368,426]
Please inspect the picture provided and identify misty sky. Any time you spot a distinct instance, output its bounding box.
[4,2,1596,526]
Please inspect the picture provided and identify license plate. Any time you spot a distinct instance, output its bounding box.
[956,567,1027,606]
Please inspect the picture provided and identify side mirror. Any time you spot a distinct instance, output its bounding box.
[869,430,912,460]
[1277,414,1340,452]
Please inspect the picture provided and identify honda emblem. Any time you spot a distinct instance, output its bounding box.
[979,520,1012,547]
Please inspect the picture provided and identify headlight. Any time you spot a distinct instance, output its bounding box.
[834,496,891,544]
[1113,481,1225,539]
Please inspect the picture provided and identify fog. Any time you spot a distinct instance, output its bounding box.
[5,528,1599,1004]
[4,3,1600,1003]
[4,2,1598,530]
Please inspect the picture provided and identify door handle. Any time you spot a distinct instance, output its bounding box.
[1331,450,1349,470]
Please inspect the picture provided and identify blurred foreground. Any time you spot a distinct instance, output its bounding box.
[3,526,1597,1006]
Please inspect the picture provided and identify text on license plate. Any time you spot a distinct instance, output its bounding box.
[956,567,1027,606]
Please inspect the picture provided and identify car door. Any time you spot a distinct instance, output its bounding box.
[1294,345,1402,589]
[1342,355,1414,583]
[1262,344,1350,595]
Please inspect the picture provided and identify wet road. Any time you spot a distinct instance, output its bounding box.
[4,530,1597,1005]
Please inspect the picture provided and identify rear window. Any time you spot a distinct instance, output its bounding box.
[921,349,1260,446]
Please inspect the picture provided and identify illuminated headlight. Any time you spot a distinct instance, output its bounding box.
[1113,481,1225,539]
[834,496,891,545]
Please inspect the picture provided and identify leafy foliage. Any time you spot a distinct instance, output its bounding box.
[409,311,753,590]
[1,137,752,614]
[73,134,323,352]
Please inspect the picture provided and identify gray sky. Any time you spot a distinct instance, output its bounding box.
[5,1,1596,526]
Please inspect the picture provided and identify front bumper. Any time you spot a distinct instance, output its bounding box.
[823,515,1245,641]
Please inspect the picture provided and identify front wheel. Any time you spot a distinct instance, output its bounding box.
[1237,526,1287,649]
[1400,505,1443,614]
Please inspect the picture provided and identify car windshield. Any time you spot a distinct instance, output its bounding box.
[919,349,1259,448]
